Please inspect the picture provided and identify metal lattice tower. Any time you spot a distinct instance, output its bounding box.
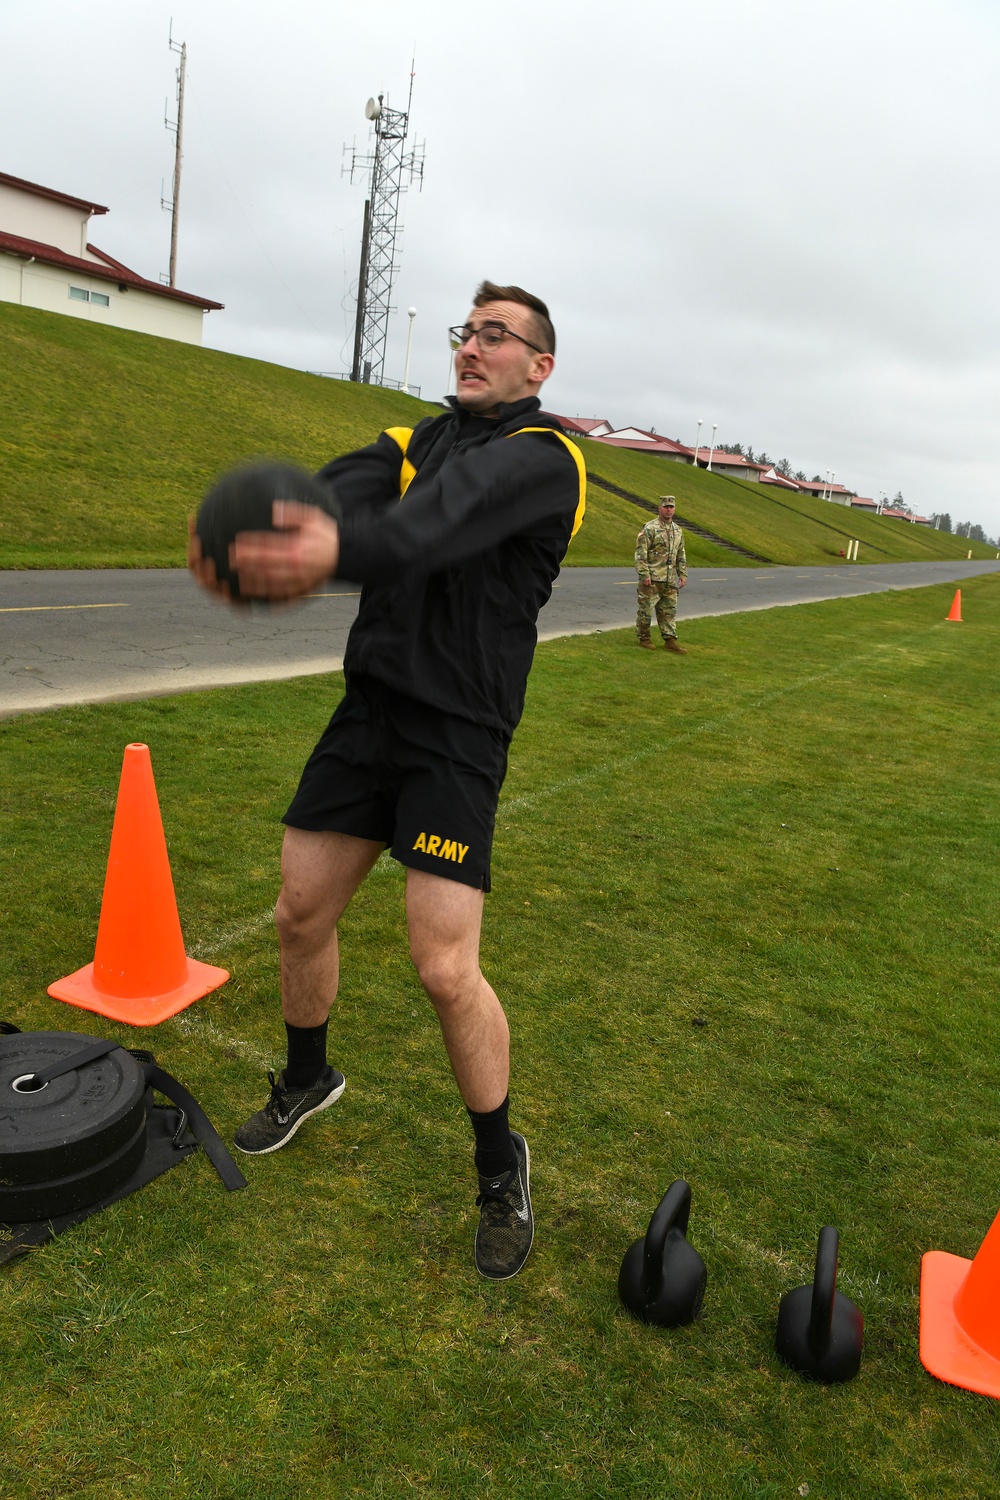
[344,76,424,385]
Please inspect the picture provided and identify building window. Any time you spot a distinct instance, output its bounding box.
[91,291,110,307]
[69,286,89,301]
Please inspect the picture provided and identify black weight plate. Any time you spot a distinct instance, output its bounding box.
[195,461,342,599]
[0,1032,146,1185]
[0,1112,148,1221]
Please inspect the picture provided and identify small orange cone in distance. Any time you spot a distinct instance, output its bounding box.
[48,743,228,1026]
[921,1205,1000,1397]
[947,589,962,621]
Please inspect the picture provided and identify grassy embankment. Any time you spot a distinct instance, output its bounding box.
[580,439,998,566]
[2,301,993,571]
[2,577,1000,1496]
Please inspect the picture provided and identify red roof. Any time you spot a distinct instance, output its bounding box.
[0,170,108,216]
[798,480,855,496]
[542,414,611,435]
[850,495,878,508]
[590,434,693,457]
[0,230,223,310]
[694,449,768,471]
[760,468,800,489]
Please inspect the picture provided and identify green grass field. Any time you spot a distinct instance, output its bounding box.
[3,577,1000,1497]
[2,301,993,571]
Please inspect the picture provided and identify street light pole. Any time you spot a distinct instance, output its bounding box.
[401,306,417,393]
[692,418,702,468]
[707,422,718,472]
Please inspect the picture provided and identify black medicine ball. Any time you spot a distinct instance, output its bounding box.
[195,461,342,599]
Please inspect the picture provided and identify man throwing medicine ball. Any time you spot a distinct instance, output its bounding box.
[188,282,585,1280]
[635,495,687,652]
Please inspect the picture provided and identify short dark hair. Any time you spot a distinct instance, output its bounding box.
[473,280,555,355]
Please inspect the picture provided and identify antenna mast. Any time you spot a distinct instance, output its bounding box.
[163,23,187,288]
[344,67,425,386]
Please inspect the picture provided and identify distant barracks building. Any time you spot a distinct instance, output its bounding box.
[0,170,222,344]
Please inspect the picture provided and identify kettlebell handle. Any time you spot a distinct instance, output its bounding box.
[642,1179,692,1293]
[808,1225,839,1355]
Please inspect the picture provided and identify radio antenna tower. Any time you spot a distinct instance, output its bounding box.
[344,68,425,386]
[162,21,187,288]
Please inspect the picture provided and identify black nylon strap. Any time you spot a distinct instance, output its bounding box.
[142,1063,247,1192]
[29,1038,121,1085]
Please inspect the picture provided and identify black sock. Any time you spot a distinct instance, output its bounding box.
[468,1095,516,1180]
[284,1020,328,1089]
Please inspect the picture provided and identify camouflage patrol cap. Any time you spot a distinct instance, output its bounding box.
[658,495,676,506]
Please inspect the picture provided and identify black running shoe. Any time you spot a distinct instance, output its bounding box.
[475,1131,533,1280]
[233,1065,345,1155]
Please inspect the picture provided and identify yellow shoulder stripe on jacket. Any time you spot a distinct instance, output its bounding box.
[386,423,587,536]
[505,426,587,538]
[384,426,417,497]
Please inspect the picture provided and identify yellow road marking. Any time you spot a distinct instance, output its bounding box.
[0,602,129,614]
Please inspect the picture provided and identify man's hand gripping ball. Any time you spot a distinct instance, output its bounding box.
[189,461,342,604]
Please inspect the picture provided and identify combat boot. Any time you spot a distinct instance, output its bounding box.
[637,637,657,650]
[663,638,687,654]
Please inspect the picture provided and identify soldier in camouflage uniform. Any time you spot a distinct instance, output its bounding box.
[635,496,688,653]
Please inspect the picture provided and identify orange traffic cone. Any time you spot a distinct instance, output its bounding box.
[947,590,962,621]
[48,743,228,1025]
[921,1206,1000,1396]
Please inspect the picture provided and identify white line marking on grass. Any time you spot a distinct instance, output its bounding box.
[166,1012,278,1069]
[189,907,276,960]
[371,850,402,876]
[174,865,401,1066]
[499,642,901,822]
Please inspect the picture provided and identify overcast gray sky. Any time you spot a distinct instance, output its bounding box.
[3,0,999,532]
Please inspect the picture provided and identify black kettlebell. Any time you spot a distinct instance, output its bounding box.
[618,1179,707,1327]
[195,461,342,600]
[775,1225,863,1382]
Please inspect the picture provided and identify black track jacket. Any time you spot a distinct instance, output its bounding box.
[321,395,586,737]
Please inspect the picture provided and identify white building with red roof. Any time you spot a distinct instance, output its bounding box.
[759,466,801,490]
[690,447,769,481]
[0,171,222,343]
[543,415,615,437]
[589,427,695,463]
[879,506,933,525]
[795,478,857,505]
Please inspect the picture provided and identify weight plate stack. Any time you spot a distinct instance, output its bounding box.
[0,1031,147,1221]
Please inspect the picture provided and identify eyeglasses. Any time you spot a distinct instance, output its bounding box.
[448,322,544,354]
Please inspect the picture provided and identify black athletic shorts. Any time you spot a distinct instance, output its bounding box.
[282,675,510,891]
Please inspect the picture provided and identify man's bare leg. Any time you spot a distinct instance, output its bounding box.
[405,868,508,1112]
[233,828,382,1156]
[405,867,533,1279]
[276,827,384,1025]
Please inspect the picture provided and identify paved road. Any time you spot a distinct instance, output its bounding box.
[2,559,998,717]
